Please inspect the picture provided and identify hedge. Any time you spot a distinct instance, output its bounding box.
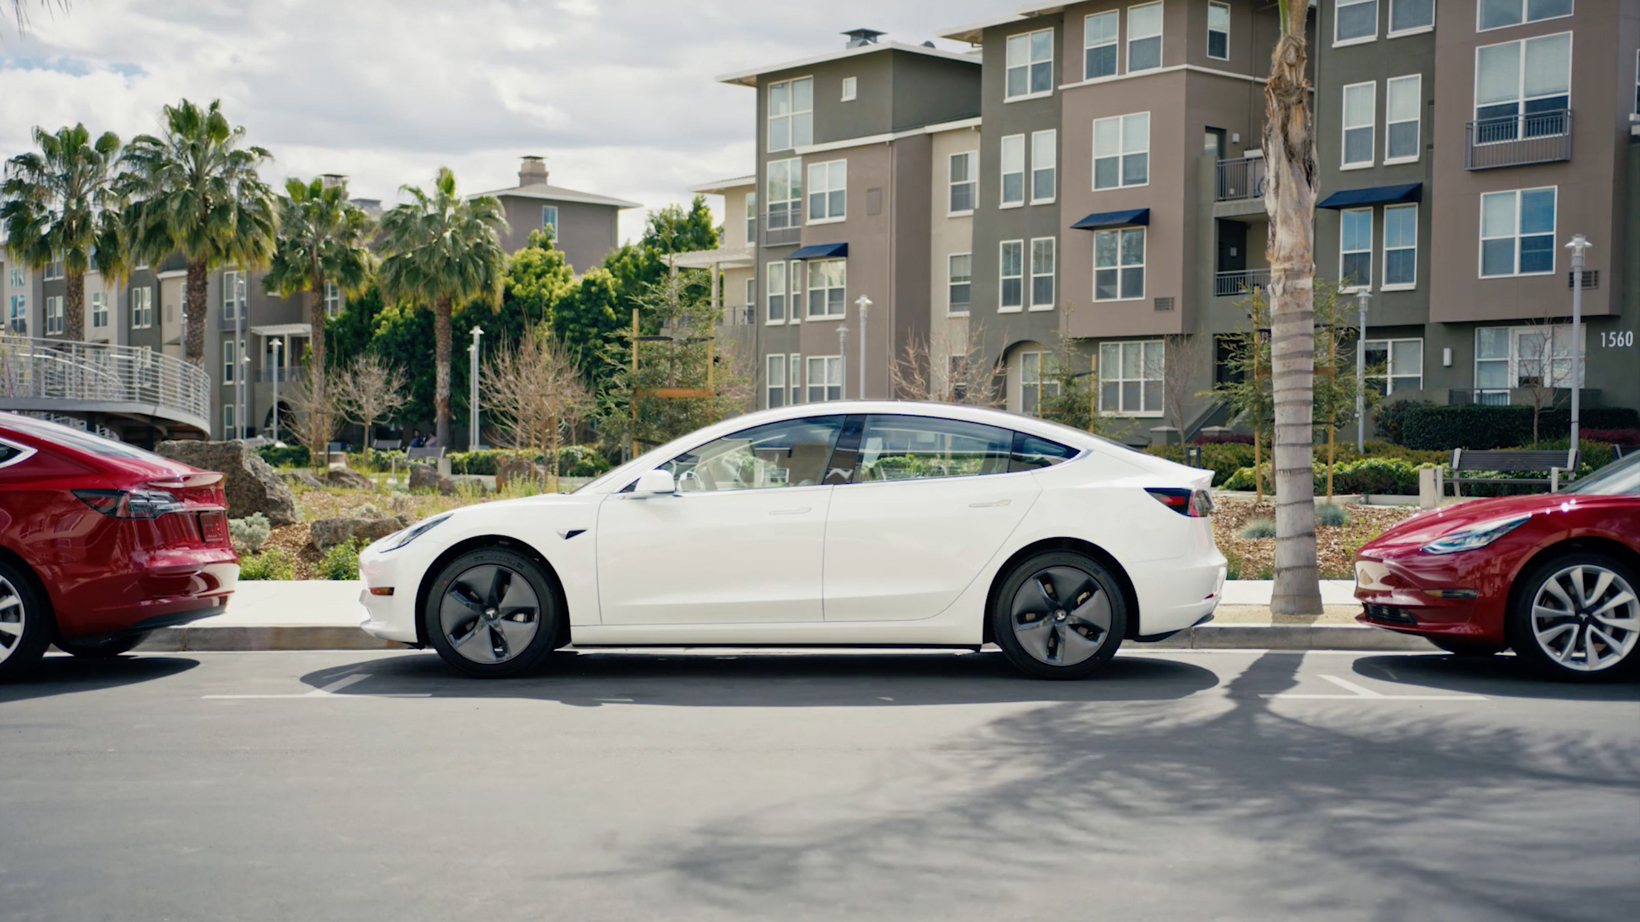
[255,444,310,468]
[1222,458,1438,496]
[1400,405,1639,451]
[447,446,612,478]
[1145,440,1446,488]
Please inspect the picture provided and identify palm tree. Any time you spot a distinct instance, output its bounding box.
[118,99,275,368]
[1262,0,1322,614]
[377,167,507,447]
[262,176,374,419]
[1,124,125,338]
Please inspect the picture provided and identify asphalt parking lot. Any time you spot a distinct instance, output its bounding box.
[2,648,1637,922]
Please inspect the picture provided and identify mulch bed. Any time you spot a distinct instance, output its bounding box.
[1212,493,1424,579]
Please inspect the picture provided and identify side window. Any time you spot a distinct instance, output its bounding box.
[0,439,27,468]
[663,416,844,492]
[1010,433,1079,472]
[855,415,1012,482]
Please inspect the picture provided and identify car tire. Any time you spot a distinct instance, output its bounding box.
[0,560,52,682]
[55,632,152,659]
[1427,637,1505,658]
[422,547,561,679]
[1506,551,1640,682]
[991,550,1127,680]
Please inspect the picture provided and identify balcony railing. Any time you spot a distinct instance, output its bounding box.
[1465,109,1572,170]
[1215,156,1266,202]
[1214,268,1270,297]
[255,366,297,383]
[761,206,802,247]
[0,335,212,427]
[718,304,757,326]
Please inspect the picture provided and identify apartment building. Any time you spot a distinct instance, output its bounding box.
[475,156,642,273]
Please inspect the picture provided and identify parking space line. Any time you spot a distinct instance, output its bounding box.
[203,673,432,700]
[1261,673,1487,702]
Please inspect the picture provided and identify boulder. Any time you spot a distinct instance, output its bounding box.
[282,469,324,489]
[308,514,413,553]
[495,456,537,489]
[323,467,377,490]
[155,440,298,526]
[409,463,455,495]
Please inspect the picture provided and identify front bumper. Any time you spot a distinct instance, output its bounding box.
[357,540,431,645]
[1352,553,1507,643]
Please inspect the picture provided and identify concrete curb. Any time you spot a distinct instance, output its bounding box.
[133,622,1434,654]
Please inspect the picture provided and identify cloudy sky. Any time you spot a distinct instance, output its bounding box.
[1,0,1005,243]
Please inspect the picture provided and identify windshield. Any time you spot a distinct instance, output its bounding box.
[0,413,170,462]
[1563,452,1640,497]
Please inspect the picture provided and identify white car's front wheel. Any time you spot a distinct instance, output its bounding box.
[992,550,1127,680]
[423,547,561,678]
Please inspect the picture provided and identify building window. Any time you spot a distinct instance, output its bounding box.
[44,260,63,281]
[1093,227,1145,301]
[8,267,24,288]
[1084,11,1118,79]
[807,160,846,222]
[1128,2,1163,71]
[744,277,756,313]
[91,291,107,329]
[767,354,787,408]
[1000,135,1025,206]
[788,261,803,321]
[222,269,246,321]
[7,295,25,335]
[1384,75,1421,162]
[1389,0,1435,34]
[1030,129,1057,203]
[1030,238,1056,310]
[1474,33,1571,143]
[1006,28,1054,99]
[768,77,813,152]
[1099,340,1164,415]
[1475,324,1583,403]
[1340,208,1373,290]
[1342,82,1376,168]
[790,355,802,405]
[948,253,972,313]
[223,404,235,440]
[324,282,342,319]
[45,295,63,335]
[223,337,238,384]
[1336,0,1378,44]
[1021,352,1061,416]
[131,286,153,329]
[766,158,802,230]
[1208,2,1231,60]
[806,258,845,319]
[1093,112,1149,189]
[1480,187,1555,277]
[841,76,857,101]
[766,261,786,323]
[1364,338,1423,394]
[1478,0,1573,31]
[1383,204,1417,289]
[807,355,842,402]
[949,151,977,214]
[999,240,1024,311]
[745,193,757,241]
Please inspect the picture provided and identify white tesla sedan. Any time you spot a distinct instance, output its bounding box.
[357,402,1225,680]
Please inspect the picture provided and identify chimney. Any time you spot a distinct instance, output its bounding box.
[519,155,547,187]
[842,28,885,49]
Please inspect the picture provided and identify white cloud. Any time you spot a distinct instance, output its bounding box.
[0,0,1001,243]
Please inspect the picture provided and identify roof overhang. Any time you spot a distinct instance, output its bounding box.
[666,247,756,270]
[1071,208,1150,230]
[717,40,978,87]
[1317,183,1422,209]
[474,184,644,209]
[790,242,849,260]
[250,323,313,337]
[688,175,757,195]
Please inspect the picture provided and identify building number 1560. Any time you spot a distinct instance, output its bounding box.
[1599,331,1634,348]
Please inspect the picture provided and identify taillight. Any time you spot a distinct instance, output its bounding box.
[72,488,183,519]
[1146,487,1213,517]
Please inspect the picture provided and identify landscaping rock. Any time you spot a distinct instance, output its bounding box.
[308,515,410,553]
[323,467,376,490]
[495,456,537,489]
[282,469,324,489]
[155,440,298,526]
[409,463,455,495]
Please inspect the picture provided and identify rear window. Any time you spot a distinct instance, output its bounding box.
[0,439,28,468]
[0,414,165,461]
[1010,433,1079,472]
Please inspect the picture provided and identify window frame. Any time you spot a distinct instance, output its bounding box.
[854,414,1017,483]
[948,151,977,216]
[766,353,787,408]
[788,261,803,324]
[806,159,847,224]
[223,337,238,384]
[1084,10,1119,80]
[1472,32,1573,139]
[1476,0,1574,33]
[1363,337,1424,394]
[541,205,558,234]
[1207,1,1231,61]
[1387,0,1435,37]
[765,158,803,231]
[1383,74,1422,164]
[999,240,1025,313]
[1029,237,1056,311]
[221,269,246,321]
[1341,81,1377,170]
[1127,1,1164,73]
[1097,339,1165,417]
[1030,129,1057,204]
[1092,226,1146,302]
[6,294,24,335]
[744,192,756,242]
[766,261,786,324]
[1019,351,1062,416]
[806,355,843,402]
[767,76,814,152]
[44,295,63,335]
[841,75,857,102]
[1092,112,1150,190]
[90,291,107,329]
[1000,134,1026,207]
[1381,203,1418,290]
[1478,186,1557,279]
[1005,27,1056,101]
[947,252,972,316]
[1339,207,1374,291]
[130,285,153,329]
[44,260,63,281]
[805,258,846,320]
[223,404,235,440]
[790,354,802,405]
[9,267,25,287]
[324,281,343,319]
[1334,0,1380,47]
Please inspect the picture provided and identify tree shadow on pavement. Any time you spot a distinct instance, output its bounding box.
[0,654,199,703]
[1353,653,1640,701]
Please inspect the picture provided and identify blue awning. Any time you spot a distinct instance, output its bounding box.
[1317,183,1422,209]
[1071,208,1150,229]
[789,242,848,259]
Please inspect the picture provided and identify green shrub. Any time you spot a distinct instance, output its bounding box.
[227,512,271,555]
[1238,518,1276,539]
[1373,399,1429,445]
[1221,466,1262,492]
[1401,405,1638,451]
[1317,502,1349,527]
[1327,457,1431,495]
[318,537,364,581]
[239,547,295,581]
[1145,441,1259,487]
[1223,551,1245,581]
[446,446,612,478]
[255,444,311,468]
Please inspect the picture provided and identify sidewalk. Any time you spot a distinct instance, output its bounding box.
[130,579,1431,653]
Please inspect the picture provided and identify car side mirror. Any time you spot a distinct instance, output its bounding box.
[634,469,676,496]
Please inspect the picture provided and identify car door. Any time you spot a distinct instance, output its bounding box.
[821,414,1042,622]
[596,415,846,625]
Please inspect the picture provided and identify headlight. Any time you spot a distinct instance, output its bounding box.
[384,513,451,552]
[1420,514,1531,555]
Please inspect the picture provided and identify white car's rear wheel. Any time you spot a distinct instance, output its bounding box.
[0,562,51,681]
[992,551,1126,680]
[422,547,560,678]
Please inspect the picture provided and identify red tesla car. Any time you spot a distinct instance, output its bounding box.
[0,413,238,679]
[1355,452,1640,680]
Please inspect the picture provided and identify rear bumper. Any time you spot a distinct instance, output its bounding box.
[1129,554,1227,638]
[52,551,239,640]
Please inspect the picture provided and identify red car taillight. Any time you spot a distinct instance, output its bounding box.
[1145,487,1213,518]
[72,488,184,519]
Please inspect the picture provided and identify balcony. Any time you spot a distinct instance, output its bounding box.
[1215,156,1266,202]
[718,304,757,326]
[1214,268,1270,297]
[255,366,298,383]
[0,335,213,435]
[1465,109,1572,170]
[761,206,801,247]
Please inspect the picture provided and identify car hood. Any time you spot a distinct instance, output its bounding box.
[1363,494,1561,554]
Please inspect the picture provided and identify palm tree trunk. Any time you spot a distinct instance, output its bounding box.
[185,258,208,368]
[307,275,329,451]
[434,293,452,447]
[1263,3,1323,615]
[65,272,85,340]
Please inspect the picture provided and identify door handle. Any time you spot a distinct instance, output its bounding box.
[969,499,1011,508]
[769,506,811,515]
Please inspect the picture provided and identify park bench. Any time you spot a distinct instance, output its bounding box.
[1444,448,1579,497]
[371,438,402,451]
[405,445,446,463]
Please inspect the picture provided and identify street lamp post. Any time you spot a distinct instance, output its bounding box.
[270,338,282,442]
[854,294,872,399]
[469,325,484,449]
[1565,234,1591,455]
[1355,289,1370,452]
[240,353,250,439]
[836,324,848,401]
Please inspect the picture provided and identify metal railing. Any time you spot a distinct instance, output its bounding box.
[1465,109,1573,170]
[718,304,757,326]
[1215,156,1266,202]
[0,335,212,424]
[761,207,802,247]
[1214,268,1270,297]
[255,366,297,383]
